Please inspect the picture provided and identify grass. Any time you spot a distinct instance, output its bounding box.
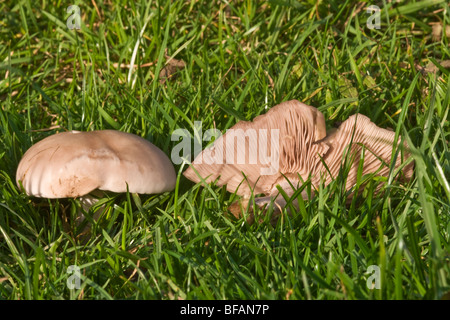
[0,0,449,300]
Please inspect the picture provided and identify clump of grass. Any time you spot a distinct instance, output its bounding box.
[0,0,449,300]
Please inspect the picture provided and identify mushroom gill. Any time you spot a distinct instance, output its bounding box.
[183,100,329,198]
[183,100,414,223]
[313,114,414,195]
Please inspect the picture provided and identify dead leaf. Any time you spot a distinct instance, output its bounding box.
[416,60,450,74]
[431,23,450,42]
[159,53,186,84]
[399,60,450,75]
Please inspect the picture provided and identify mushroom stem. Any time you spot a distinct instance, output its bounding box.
[75,190,107,235]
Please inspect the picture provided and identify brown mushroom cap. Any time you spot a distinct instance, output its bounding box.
[16,130,176,198]
[183,100,414,201]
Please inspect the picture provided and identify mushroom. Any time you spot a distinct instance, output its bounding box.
[16,130,176,230]
[312,113,414,196]
[183,100,414,223]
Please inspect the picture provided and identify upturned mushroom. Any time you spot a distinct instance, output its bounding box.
[16,130,176,228]
[183,100,414,223]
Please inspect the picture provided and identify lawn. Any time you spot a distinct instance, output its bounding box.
[0,0,449,300]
